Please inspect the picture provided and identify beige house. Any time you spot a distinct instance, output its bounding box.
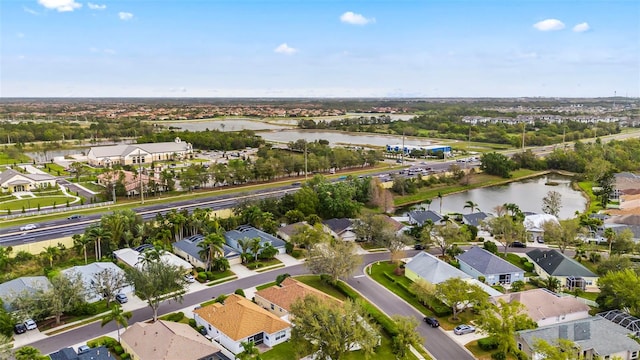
[526,249,599,292]
[491,289,590,327]
[193,294,290,354]
[0,169,56,193]
[120,320,223,360]
[87,137,193,167]
[254,277,342,320]
[96,170,154,196]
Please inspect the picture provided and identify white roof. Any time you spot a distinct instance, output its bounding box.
[61,262,133,302]
[114,248,192,271]
[90,141,191,158]
[524,214,559,232]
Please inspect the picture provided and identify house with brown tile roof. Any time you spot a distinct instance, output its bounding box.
[120,320,223,360]
[254,277,342,320]
[193,294,291,354]
[491,289,590,327]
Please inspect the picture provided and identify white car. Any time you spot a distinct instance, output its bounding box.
[184,274,196,283]
[24,319,37,331]
[20,224,37,231]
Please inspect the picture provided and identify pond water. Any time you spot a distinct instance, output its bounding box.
[163,119,292,132]
[258,129,441,148]
[405,173,587,220]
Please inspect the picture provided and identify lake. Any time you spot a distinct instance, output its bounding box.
[258,129,442,148]
[405,173,587,219]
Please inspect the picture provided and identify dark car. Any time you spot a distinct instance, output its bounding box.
[14,323,27,334]
[509,241,527,248]
[423,317,440,327]
[67,214,83,220]
[414,244,425,250]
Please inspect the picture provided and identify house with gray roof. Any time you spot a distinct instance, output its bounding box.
[49,346,112,360]
[462,212,489,227]
[0,168,56,193]
[87,137,193,167]
[322,218,356,241]
[526,249,599,292]
[61,262,133,303]
[0,276,51,312]
[405,252,501,296]
[408,210,443,226]
[516,317,640,360]
[276,222,310,242]
[173,234,241,269]
[457,246,524,285]
[224,225,286,256]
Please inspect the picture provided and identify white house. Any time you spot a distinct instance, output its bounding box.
[87,138,193,167]
[61,262,134,303]
[0,169,57,193]
[193,294,291,354]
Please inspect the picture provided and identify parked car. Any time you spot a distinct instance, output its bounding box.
[509,241,527,248]
[24,319,37,330]
[184,274,196,283]
[115,293,128,304]
[14,323,27,334]
[77,345,91,354]
[414,244,425,250]
[20,224,37,231]
[423,317,440,328]
[67,214,83,220]
[454,324,476,335]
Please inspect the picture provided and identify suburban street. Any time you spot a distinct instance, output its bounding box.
[23,249,498,359]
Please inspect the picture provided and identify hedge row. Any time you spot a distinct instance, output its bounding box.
[333,280,399,337]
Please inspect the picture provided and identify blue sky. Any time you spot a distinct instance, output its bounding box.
[1,0,638,97]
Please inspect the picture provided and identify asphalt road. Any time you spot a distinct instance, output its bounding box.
[27,250,483,359]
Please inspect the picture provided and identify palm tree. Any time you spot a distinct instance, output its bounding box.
[137,248,161,269]
[198,233,225,271]
[437,192,443,214]
[604,228,616,255]
[72,234,92,264]
[236,341,261,360]
[463,200,479,214]
[87,225,112,260]
[15,346,45,360]
[423,199,432,211]
[41,245,60,268]
[249,237,262,262]
[237,238,252,264]
[101,305,132,342]
[544,276,561,293]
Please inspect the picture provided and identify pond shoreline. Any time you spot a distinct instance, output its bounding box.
[394,169,588,217]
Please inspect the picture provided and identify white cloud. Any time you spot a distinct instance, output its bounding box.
[573,22,590,32]
[533,19,565,31]
[87,3,106,10]
[89,47,116,54]
[23,7,39,15]
[37,0,82,12]
[274,43,297,55]
[118,12,134,20]
[340,11,375,25]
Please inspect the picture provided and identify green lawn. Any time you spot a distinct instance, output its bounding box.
[78,181,106,193]
[42,163,70,176]
[368,262,435,317]
[0,195,78,212]
[294,275,348,301]
[0,152,31,165]
[255,281,277,291]
[577,181,603,213]
[245,258,283,270]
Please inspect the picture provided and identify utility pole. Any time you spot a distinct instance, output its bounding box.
[139,149,145,204]
[401,129,405,165]
[521,123,526,152]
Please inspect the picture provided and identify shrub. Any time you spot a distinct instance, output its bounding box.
[483,241,498,254]
[275,273,290,286]
[510,280,525,292]
[383,272,396,283]
[188,319,197,328]
[234,289,245,297]
[478,276,486,284]
[205,271,215,280]
[477,336,499,351]
[197,272,207,282]
[491,351,507,360]
[113,345,124,355]
[515,350,528,360]
[69,302,98,316]
[120,353,131,360]
[285,242,294,254]
[215,294,228,303]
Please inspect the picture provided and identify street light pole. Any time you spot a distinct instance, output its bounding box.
[139,149,145,205]
[304,141,308,181]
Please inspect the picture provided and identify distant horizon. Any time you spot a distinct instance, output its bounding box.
[2,0,638,98]
[0,96,638,101]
